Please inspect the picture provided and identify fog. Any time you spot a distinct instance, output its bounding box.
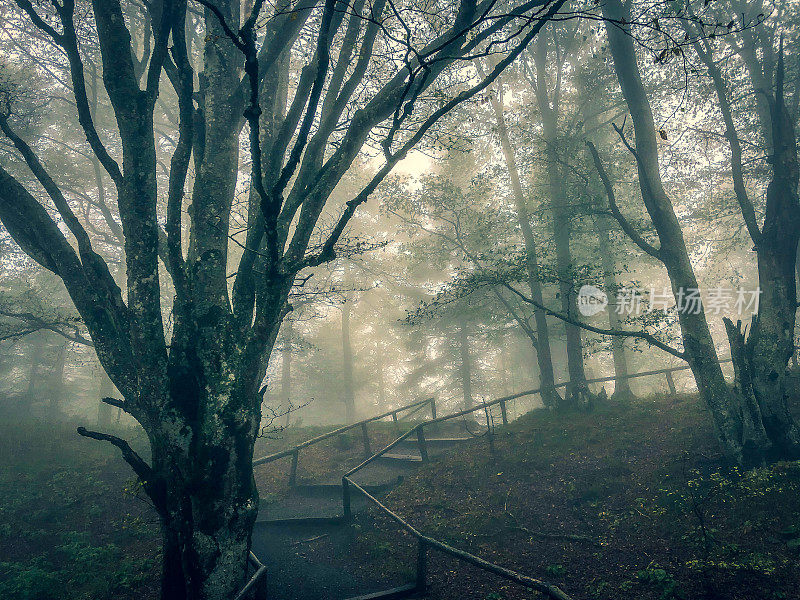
[1,0,799,598]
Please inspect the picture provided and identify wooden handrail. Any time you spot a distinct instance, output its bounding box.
[333,359,736,600]
[343,478,573,600]
[233,552,268,600]
[253,397,433,466]
[232,565,267,600]
[339,357,734,477]
[565,357,732,386]
[255,358,732,468]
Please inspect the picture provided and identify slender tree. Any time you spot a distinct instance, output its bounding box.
[594,0,775,465]
[485,71,563,408]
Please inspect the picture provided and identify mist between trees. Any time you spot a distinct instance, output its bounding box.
[1,0,799,598]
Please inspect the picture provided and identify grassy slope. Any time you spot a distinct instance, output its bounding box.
[0,416,417,600]
[0,420,160,600]
[306,394,800,600]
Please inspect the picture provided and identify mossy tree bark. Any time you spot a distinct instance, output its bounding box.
[685,18,800,460]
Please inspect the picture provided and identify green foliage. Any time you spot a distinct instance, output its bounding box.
[0,558,61,600]
[0,544,152,600]
[544,564,567,577]
[635,566,683,599]
[0,421,157,600]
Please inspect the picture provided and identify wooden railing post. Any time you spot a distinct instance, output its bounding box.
[499,400,508,426]
[342,477,352,522]
[416,539,428,592]
[665,370,676,395]
[417,427,429,463]
[391,411,400,435]
[430,397,437,420]
[289,449,299,488]
[361,422,371,459]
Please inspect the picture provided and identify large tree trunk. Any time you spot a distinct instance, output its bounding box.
[487,77,562,408]
[151,415,259,600]
[603,0,770,465]
[741,49,800,458]
[745,249,800,456]
[730,93,800,457]
[686,18,800,460]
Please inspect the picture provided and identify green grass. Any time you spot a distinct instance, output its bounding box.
[0,418,159,600]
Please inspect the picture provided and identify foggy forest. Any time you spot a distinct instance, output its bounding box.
[1,0,800,598]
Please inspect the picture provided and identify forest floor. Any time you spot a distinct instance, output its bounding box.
[315,392,800,600]
[0,418,160,600]
[1,393,799,600]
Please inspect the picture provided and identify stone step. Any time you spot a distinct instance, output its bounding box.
[378,453,423,463]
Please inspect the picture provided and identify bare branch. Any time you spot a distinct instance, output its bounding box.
[77,427,164,509]
[585,140,662,260]
[295,0,567,270]
[501,281,686,360]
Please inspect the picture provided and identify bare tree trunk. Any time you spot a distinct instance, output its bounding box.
[281,318,293,428]
[47,340,68,415]
[342,299,356,423]
[577,68,635,403]
[487,77,562,408]
[594,213,635,401]
[603,0,770,465]
[458,313,474,411]
[532,35,592,409]
[24,337,43,415]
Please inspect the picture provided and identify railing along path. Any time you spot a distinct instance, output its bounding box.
[243,358,732,600]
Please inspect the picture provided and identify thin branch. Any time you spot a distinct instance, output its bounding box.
[296,0,567,270]
[501,282,686,360]
[76,427,154,482]
[585,140,662,260]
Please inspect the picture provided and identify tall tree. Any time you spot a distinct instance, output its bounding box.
[529,29,596,407]
[594,0,777,465]
[683,6,800,458]
[341,297,356,422]
[486,71,563,408]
